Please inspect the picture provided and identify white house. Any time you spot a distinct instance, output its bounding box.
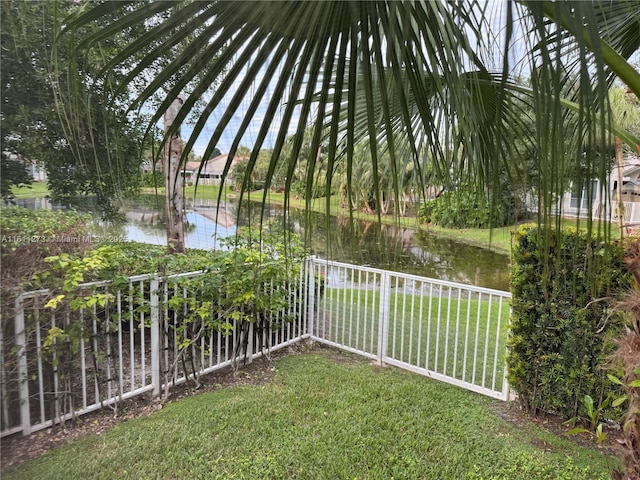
[141,153,245,185]
[560,157,640,227]
[183,153,244,186]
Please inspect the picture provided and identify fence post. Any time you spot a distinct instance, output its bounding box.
[246,322,254,364]
[307,257,316,339]
[502,308,513,401]
[15,295,31,435]
[150,276,161,397]
[377,272,391,366]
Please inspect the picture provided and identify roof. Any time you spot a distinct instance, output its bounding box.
[183,153,245,175]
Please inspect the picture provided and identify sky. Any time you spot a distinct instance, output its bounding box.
[181,60,303,158]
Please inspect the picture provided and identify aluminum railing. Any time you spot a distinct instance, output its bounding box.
[307,258,512,401]
[2,258,511,437]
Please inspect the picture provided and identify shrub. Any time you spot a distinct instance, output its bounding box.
[418,190,505,228]
[507,224,630,420]
[1,206,92,300]
[140,171,162,188]
[33,228,309,381]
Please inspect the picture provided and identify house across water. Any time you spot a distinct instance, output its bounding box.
[183,153,245,186]
[560,157,640,230]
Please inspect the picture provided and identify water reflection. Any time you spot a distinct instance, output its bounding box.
[268,209,510,290]
[10,196,510,290]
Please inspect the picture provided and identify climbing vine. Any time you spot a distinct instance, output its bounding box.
[32,227,308,403]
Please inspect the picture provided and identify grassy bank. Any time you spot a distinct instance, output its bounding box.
[260,192,514,253]
[250,192,621,254]
[141,184,233,201]
[9,182,50,198]
[137,187,515,253]
[3,350,618,480]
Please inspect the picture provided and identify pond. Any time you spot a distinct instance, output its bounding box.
[12,195,511,290]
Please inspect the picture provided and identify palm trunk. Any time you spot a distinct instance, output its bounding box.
[615,135,625,238]
[163,97,185,254]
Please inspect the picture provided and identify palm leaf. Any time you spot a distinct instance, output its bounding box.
[60,0,638,237]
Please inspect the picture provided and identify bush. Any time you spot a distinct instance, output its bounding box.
[418,190,505,228]
[140,171,162,188]
[27,228,309,399]
[507,224,630,420]
[1,206,92,293]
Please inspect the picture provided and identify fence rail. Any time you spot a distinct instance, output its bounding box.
[2,258,511,438]
[2,269,307,438]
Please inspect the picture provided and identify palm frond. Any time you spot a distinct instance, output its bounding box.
[60,0,638,234]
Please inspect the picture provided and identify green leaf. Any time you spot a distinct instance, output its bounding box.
[628,379,640,388]
[612,396,628,407]
[45,294,66,309]
[583,395,594,418]
[595,424,607,444]
[607,373,624,385]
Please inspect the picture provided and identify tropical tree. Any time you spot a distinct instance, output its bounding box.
[609,85,640,235]
[60,1,639,223]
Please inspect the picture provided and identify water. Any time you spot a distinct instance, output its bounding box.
[10,196,510,290]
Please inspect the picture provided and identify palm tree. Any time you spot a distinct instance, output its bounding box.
[609,86,640,236]
[60,1,639,223]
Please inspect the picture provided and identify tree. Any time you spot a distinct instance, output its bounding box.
[0,155,31,200]
[609,85,640,235]
[0,0,144,216]
[64,1,640,224]
[163,97,186,253]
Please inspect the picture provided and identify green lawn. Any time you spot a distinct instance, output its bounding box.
[9,181,50,198]
[141,184,233,201]
[317,287,510,392]
[3,350,619,480]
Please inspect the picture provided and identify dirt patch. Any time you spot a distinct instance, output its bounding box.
[491,398,626,458]
[0,344,308,472]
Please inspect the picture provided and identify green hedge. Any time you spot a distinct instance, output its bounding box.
[418,190,506,228]
[507,224,629,420]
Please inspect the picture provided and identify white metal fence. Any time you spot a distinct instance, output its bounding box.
[2,270,307,438]
[1,258,511,437]
[307,258,512,401]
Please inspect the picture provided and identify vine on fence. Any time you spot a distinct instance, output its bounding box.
[29,227,308,414]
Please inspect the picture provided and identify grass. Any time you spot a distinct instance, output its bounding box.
[141,184,233,202]
[9,182,50,198]
[4,350,620,480]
